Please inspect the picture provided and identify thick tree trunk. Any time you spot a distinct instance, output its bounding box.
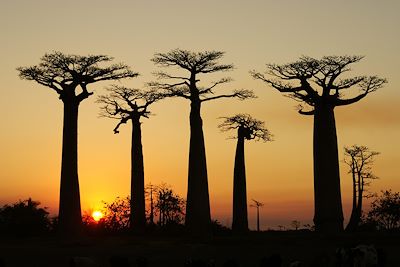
[130,116,146,231]
[232,132,249,232]
[313,104,344,232]
[185,99,211,235]
[58,100,82,233]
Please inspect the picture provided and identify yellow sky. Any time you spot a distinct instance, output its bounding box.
[1,0,399,229]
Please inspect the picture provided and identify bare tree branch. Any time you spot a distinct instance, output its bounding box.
[201,89,255,102]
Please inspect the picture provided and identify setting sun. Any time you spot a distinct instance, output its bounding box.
[92,210,104,222]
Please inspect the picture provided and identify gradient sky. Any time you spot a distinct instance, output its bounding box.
[1,0,399,230]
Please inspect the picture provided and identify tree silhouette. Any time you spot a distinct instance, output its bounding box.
[155,184,185,226]
[97,86,165,232]
[250,199,264,232]
[0,198,50,236]
[219,114,272,232]
[145,183,157,226]
[150,49,255,235]
[367,190,400,230]
[17,52,137,233]
[291,220,301,230]
[344,145,380,232]
[101,196,131,232]
[252,56,386,232]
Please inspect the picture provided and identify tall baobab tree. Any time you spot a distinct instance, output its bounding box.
[150,49,255,235]
[251,56,386,232]
[219,114,272,232]
[97,86,165,232]
[250,199,264,232]
[344,145,379,232]
[17,52,137,233]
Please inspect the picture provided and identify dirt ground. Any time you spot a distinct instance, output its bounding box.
[0,231,399,266]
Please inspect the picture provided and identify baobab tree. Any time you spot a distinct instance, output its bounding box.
[344,145,379,231]
[219,114,272,232]
[150,49,255,235]
[97,86,165,231]
[17,52,137,233]
[251,56,386,232]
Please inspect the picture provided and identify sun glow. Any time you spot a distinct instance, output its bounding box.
[92,210,104,222]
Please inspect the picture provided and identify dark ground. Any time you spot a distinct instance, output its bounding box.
[0,231,399,266]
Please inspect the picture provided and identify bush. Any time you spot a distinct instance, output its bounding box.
[366,190,400,230]
[0,198,50,236]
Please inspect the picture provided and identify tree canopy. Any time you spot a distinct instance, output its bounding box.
[97,86,165,133]
[149,49,255,102]
[251,55,387,115]
[17,51,138,102]
[219,114,273,141]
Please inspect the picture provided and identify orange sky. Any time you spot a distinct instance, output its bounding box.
[1,0,399,230]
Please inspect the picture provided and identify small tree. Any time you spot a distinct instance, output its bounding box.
[97,86,165,232]
[250,199,264,232]
[17,52,137,233]
[343,145,380,231]
[367,190,400,230]
[145,183,158,225]
[252,56,386,232]
[155,184,185,226]
[150,49,254,235]
[291,220,301,230]
[0,198,50,235]
[101,196,131,232]
[219,114,272,232]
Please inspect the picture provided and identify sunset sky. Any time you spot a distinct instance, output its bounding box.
[1,0,399,230]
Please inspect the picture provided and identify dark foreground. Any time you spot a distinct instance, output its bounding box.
[0,231,399,266]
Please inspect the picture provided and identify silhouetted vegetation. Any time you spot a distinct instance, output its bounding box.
[252,56,387,233]
[344,145,380,232]
[290,220,301,230]
[150,49,255,235]
[366,190,400,230]
[80,183,187,234]
[17,52,137,234]
[155,184,185,226]
[101,196,131,232]
[97,86,166,232]
[0,198,50,236]
[219,114,272,233]
[250,199,264,232]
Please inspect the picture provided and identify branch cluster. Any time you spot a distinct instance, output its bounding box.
[218,114,273,142]
[150,49,255,102]
[344,145,380,195]
[97,86,166,133]
[17,51,138,101]
[251,55,387,115]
